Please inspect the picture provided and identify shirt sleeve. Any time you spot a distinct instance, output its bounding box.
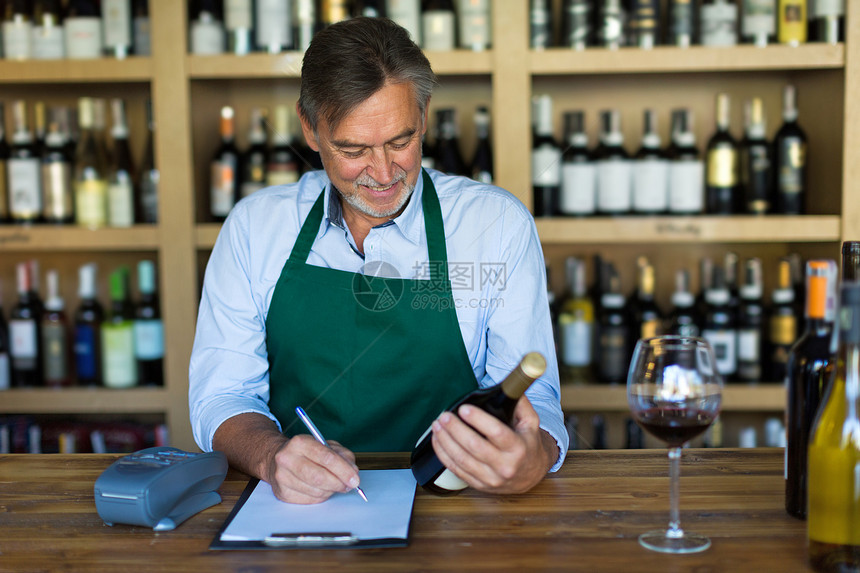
[478,199,569,472]
[188,205,281,452]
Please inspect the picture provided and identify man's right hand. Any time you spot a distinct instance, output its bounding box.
[212,412,361,504]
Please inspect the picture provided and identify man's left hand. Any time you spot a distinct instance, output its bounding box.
[429,395,559,494]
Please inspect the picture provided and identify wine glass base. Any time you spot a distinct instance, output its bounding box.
[638,530,711,554]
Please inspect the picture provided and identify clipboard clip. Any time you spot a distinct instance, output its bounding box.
[263,532,359,547]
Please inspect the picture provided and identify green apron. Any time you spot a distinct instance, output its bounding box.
[265,170,477,451]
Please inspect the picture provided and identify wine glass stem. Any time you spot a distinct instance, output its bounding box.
[667,446,683,538]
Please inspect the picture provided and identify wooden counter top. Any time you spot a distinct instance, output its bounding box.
[0,449,812,572]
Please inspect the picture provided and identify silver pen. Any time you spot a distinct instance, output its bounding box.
[295,406,369,502]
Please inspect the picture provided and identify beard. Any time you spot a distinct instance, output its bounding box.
[339,167,416,219]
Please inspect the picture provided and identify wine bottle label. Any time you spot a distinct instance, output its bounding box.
[737,328,761,361]
[33,25,65,60]
[74,324,99,380]
[743,0,776,36]
[2,21,33,60]
[668,159,704,213]
[632,158,669,213]
[226,0,253,29]
[779,1,807,43]
[256,0,292,51]
[707,147,738,187]
[75,179,108,228]
[211,162,237,217]
[8,158,42,218]
[190,21,225,55]
[813,0,844,17]
[9,319,38,359]
[42,161,73,221]
[701,2,739,46]
[108,178,135,227]
[561,319,592,367]
[532,146,562,186]
[596,159,632,213]
[103,0,132,50]
[701,328,737,375]
[133,17,151,55]
[778,139,806,194]
[65,17,103,59]
[0,353,9,390]
[770,314,797,345]
[133,319,164,360]
[102,323,137,388]
[422,12,456,51]
[458,0,491,51]
[42,323,69,383]
[598,328,628,380]
[560,162,596,214]
[433,468,469,492]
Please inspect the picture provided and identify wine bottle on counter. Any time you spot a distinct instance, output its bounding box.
[666,108,704,215]
[741,0,776,46]
[421,0,456,51]
[531,95,561,217]
[210,106,240,222]
[785,259,838,520]
[108,98,136,227]
[559,110,595,216]
[773,85,807,215]
[134,260,164,386]
[628,0,660,49]
[387,0,421,45]
[632,109,668,215]
[739,97,772,215]
[778,0,807,45]
[596,267,631,384]
[768,257,800,382]
[294,0,317,52]
[41,110,74,224]
[138,99,158,224]
[558,257,594,383]
[411,352,547,495]
[255,0,293,53]
[666,0,696,47]
[74,97,109,229]
[240,107,269,198]
[8,100,43,224]
[0,103,9,223]
[74,263,103,387]
[189,0,225,55]
[33,0,65,60]
[530,0,552,49]
[132,0,150,56]
[810,0,843,44]
[700,0,738,46]
[41,269,71,388]
[701,267,737,380]
[705,93,739,215]
[102,0,132,59]
[267,105,301,186]
[470,106,493,184]
[65,0,104,59]
[737,258,766,382]
[561,0,591,50]
[3,0,34,60]
[224,0,253,55]
[594,109,631,215]
[666,269,701,338]
[102,266,137,389]
[807,282,860,572]
[9,262,42,388]
[594,0,625,49]
[457,0,490,51]
[434,108,467,176]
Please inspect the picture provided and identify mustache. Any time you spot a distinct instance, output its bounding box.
[354,169,407,188]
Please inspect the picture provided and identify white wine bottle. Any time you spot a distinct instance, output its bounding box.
[807,281,860,571]
[410,352,547,496]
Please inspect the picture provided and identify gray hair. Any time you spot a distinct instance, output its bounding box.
[298,17,438,134]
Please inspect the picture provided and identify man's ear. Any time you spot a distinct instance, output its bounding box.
[296,103,320,152]
[421,97,431,136]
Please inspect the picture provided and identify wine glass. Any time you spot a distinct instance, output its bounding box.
[627,335,723,554]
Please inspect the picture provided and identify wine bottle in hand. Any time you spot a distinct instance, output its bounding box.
[411,352,547,496]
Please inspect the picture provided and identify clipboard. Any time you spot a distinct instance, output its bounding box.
[210,469,417,550]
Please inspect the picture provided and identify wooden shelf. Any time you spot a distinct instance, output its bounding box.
[0,57,153,83]
[0,388,169,414]
[529,43,844,75]
[0,226,160,252]
[195,223,221,248]
[536,215,841,244]
[561,383,786,412]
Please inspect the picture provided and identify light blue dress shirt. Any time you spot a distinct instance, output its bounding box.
[189,168,568,471]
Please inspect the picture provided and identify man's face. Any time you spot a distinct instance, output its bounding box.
[300,82,427,223]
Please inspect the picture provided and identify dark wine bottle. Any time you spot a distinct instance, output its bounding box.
[530,0,552,49]
[138,99,158,224]
[134,260,164,386]
[701,267,738,380]
[630,257,662,340]
[628,0,660,49]
[210,106,241,222]
[267,105,301,186]
[737,257,766,382]
[705,93,740,214]
[240,107,269,199]
[9,262,43,388]
[469,106,493,184]
[773,85,807,215]
[666,0,696,47]
[531,94,561,217]
[843,241,860,281]
[410,352,547,495]
[0,289,9,390]
[769,257,800,382]
[9,100,43,224]
[73,263,104,386]
[596,268,631,383]
[666,269,701,338]
[785,259,838,520]
[434,108,467,176]
[0,102,10,223]
[740,97,773,215]
[561,0,591,50]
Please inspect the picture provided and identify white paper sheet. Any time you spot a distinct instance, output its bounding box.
[220,469,417,542]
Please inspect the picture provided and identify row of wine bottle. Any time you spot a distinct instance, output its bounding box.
[0,259,164,390]
[0,98,159,227]
[1,0,150,60]
[549,250,817,384]
[530,0,845,50]
[0,415,167,454]
[532,85,808,217]
[189,0,491,55]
